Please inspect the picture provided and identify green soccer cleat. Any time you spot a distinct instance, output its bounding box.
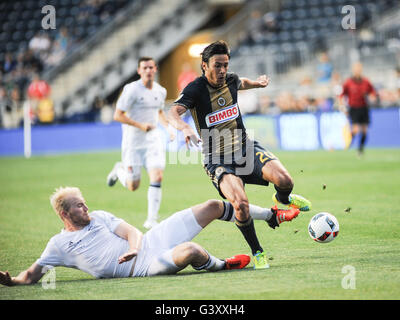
[272,193,312,211]
[253,251,270,269]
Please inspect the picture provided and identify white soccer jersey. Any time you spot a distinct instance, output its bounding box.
[36,211,134,279]
[116,79,167,150]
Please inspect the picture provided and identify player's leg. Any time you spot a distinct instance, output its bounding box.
[171,242,225,271]
[116,154,142,190]
[218,174,268,268]
[144,168,163,229]
[218,200,300,229]
[262,158,293,205]
[107,162,141,190]
[107,133,127,187]
[125,166,141,191]
[219,173,249,222]
[190,199,225,227]
[358,108,370,155]
[190,198,299,234]
[171,242,250,272]
[243,143,311,211]
[359,124,368,155]
[125,148,144,191]
[146,241,250,276]
[260,156,312,211]
[143,203,247,276]
[351,123,360,145]
[144,141,166,229]
[190,198,298,229]
[107,161,122,187]
[108,145,142,190]
[348,108,360,148]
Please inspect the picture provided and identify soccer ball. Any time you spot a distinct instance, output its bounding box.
[308,212,339,243]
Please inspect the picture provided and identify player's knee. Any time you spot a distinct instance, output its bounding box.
[231,198,249,218]
[126,184,136,191]
[149,169,163,184]
[127,180,140,191]
[275,172,293,190]
[204,199,223,216]
[158,170,164,182]
[182,242,204,260]
[153,173,163,184]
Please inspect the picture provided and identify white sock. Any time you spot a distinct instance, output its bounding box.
[147,183,162,221]
[220,202,273,222]
[249,204,273,221]
[116,165,128,188]
[206,255,226,271]
[194,253,225,272]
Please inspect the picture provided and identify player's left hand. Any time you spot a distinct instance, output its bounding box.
[118,249,138,264]
[256,75,270,88]
[0,271,13,286]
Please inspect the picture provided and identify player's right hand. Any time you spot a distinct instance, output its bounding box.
[183,127,201,149]
[118,249,138,264]
[256,75,270,87]
[141,123,155,132]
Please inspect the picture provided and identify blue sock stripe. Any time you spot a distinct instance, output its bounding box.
[149,182,161,188]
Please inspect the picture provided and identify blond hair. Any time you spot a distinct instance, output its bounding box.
[50,186,83,215]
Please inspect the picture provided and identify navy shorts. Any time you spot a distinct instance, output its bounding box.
[203,140,277,199]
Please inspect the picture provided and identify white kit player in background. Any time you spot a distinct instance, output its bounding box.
[107,57,175,229]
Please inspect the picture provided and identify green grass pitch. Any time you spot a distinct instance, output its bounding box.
[0,148,399,300]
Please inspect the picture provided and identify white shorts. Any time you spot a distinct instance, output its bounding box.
[132,208,203,277]
[121,142,166,181]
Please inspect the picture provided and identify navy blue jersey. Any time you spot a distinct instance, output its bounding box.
[174,73,247,158]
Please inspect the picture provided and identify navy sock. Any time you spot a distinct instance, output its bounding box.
[235,217,263,255]
[274,185,292,205]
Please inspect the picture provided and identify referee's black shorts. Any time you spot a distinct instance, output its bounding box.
[349,106,370,125]
[203,140,277,199]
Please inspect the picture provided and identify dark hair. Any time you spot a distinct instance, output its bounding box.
[200,40,230,73]
[138,56,155,68]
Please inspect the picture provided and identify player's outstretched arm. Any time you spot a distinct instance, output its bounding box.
[158,109,176,141]
[168,105,201,148]
[113,108,155,132]
[0,263,44,286]
[168,104,190,131]
[114,221,143,264]
[239,75,270,90]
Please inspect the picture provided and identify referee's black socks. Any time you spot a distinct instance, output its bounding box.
[359,133,367,152]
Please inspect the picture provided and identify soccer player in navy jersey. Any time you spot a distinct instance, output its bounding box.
[168,40,311,269]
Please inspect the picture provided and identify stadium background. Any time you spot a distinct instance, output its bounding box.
[0,0,400,303]
[0,0,399,155]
